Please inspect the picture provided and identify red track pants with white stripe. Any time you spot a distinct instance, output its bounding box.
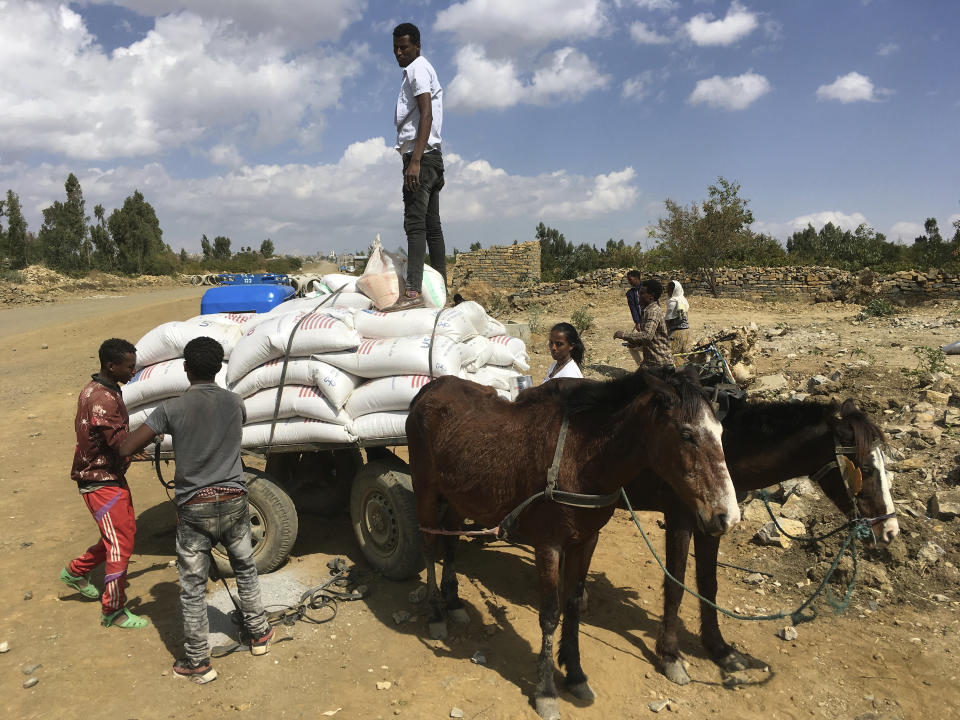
[68,484,137,614]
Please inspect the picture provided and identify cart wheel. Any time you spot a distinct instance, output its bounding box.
[211,466,298,576]
[350,460,423,581]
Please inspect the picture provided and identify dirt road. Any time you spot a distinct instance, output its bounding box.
[1,288,957,720]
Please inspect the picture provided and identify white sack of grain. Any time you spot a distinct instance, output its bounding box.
[349,411,408,440]
[317,334,461,379]
[345,375,430,417]
[241,418,356,448]
[243,386,351,425]
[229,357,359,408]
[486,335,531,372]
[123,359,227,407]
[353,307,477,342]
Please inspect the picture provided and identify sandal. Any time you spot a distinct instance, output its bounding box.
[59,568,99,600]
[101,607,149,629]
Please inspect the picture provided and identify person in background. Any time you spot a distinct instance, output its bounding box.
[625,269,643,332]
[665,280,692,358]
[383,22,446,311]
[543,322,585,383]
[119,337,273,684]
[614,278,673,368]
[60,338,149,630]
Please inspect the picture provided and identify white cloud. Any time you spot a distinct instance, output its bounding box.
[816,72,892,103]
[446,46,609,112]
[688,71,770,110]
[629,21,671,45]
[434,0,608,53]
[622,71,655,100]
[631,0,678,11]
[685,2,758,46]
[877,42,899,56]
[0,5,363,161]
[79,0,365,47]
[0,141,639,253]
[889,221,924,240]
[207,143,244,169]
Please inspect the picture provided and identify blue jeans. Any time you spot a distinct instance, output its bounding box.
[176,495,268,663]
[402,150,446,292]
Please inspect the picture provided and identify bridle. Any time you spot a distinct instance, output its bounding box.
[809,443,865,515]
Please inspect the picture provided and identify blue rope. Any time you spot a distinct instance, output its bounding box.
[620,489,871,625]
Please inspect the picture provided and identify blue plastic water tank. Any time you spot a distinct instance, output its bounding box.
[200,284,295,314]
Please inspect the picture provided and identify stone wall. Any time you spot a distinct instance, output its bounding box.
[451,241,541,288]
[507,266,960,306]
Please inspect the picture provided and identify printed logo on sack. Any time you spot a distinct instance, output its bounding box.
[358,341,377,356]
[410,376,430,388]
[298,387,321,399]
[322,376,335,388]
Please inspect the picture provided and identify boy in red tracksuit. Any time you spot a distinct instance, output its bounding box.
[59,338,149,629]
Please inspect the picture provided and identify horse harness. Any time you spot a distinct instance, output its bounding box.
[808,443,864,510]
[419,414,621,541]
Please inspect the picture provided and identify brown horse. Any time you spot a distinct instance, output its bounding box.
[624,397,899,685]
[407,367,740,720]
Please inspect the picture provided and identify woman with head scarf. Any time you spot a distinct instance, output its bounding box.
[665,280,691,358]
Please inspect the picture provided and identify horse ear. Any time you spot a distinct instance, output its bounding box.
[840,398,859,416]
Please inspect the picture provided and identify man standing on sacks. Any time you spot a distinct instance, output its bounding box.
[120,336,273,684]
[384,22,446,312]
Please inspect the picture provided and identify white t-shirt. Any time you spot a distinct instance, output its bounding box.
[541,360,584,384]
[395,56,443,155]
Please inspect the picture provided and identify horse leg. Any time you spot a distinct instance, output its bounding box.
[440,533,469,625]
[416,491,448,640]
[694,532,747,672]
[657,509,693,686]
[557,535,597,704]
[533,544,563,720]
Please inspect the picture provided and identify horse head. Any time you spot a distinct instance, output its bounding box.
[821,399,899,546]
[642,366,740,537]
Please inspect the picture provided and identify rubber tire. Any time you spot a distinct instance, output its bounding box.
[350,460,424,581]
[211,466,299,577]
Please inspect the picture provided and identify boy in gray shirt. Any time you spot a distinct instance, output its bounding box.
[121,336,273,683]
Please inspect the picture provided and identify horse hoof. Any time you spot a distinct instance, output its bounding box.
[662,659,691,686]
[429,621,448,640]
[534,696,561,720]
[449,607,470,625]
[567,681,596,703]
[717,650,748,672]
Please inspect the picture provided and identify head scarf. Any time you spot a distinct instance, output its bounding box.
[665,280,689,320]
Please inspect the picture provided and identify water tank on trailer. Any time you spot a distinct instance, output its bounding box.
[201,284,295,314]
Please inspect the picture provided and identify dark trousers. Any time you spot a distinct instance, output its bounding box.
[402,150,446,292]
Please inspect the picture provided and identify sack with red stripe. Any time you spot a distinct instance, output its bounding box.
[317,334,462,379]
[485,334,531,372]
[123,358,228,408]
[483,316,507,338]
[243,385,351,425]
[230,357,359,408]
[353,306,477,342]
[135,318,245,368]
[345,375,431,417]
[349,411,408,440]
[227,310,360,384]
[242,418,356,448]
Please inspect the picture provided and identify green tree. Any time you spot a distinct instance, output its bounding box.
[1,190,29,269]
[179,248,189,264]
[108,190,165,274]
[260,238,274,258]
[650,177,754,295]
[38,173,90,271]
[212,236,232,261]
[89,203,118,270]
[911,217,951,269]
[469,241,482,252]
[200,234,213,261]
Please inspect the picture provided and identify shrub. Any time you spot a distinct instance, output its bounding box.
[861,298,897,317]
[571,306,594,335]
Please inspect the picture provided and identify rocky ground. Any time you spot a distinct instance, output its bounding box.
[1,280,958,720]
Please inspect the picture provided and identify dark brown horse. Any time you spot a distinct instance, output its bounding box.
[407,367,740,720]
[624,397,899,685]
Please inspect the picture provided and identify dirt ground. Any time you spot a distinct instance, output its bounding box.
[1,280,958,720]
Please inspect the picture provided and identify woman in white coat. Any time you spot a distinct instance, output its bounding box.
[542,322,585,383]
[665,280,691,358]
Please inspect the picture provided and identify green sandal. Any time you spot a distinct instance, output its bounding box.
[59,568,99,600]
[101,607,149,629]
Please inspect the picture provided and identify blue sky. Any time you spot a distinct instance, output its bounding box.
[0,0,957,257]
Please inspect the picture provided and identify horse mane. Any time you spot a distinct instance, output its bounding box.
[836,398,886,463]
[545,365,707,421]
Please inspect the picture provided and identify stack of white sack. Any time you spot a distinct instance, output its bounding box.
[127,298,531,450]
[134,312,261,368]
